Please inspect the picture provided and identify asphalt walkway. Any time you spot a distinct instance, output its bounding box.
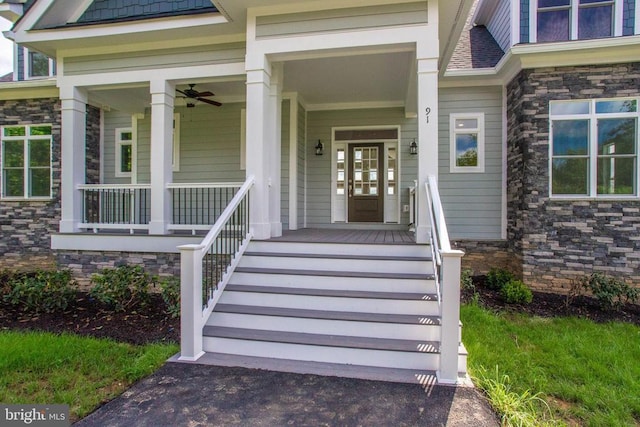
[75,362,498,426]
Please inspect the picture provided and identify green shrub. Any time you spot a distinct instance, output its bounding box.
[3,270,77,313]
[159,276,180,318]
[90,265,155,311]
[501,279,533,305]
[580,273,639,310]
[461,268,475,291]
[486,267,515,291]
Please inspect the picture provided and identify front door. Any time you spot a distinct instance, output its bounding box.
[348,143,384,222]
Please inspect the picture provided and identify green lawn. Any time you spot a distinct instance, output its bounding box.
[462,304,640,426]
[0,331,178,422]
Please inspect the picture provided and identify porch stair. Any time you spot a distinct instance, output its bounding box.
[197,240,467,384]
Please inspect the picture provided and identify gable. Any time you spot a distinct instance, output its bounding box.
[76,0,217,25]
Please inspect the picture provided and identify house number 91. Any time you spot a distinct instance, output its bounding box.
[425,107,431,123]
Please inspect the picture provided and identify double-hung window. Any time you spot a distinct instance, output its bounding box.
[23,48,55,79]
[535,0,616,42]
[1,125,52,199]
[550,99,639,197]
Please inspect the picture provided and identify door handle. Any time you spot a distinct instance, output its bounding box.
[348,185,353,197]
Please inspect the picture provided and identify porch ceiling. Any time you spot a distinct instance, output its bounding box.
[282,51,413,108]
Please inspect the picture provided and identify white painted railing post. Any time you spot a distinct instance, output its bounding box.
[438,249,465,384]
[178,244,205,361]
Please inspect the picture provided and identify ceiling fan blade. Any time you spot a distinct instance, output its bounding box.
[195,91,214,97]
[176,89,190,97]
[197,97,222,106]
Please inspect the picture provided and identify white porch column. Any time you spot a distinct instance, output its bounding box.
[149,79,175,235]
[269,63,283,237]
[59,86,88,233]
[246,62,273,239]
[415,57,439,244]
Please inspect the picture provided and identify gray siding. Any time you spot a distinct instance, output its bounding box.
[520,0,530,43]
[256,2,427,38]
[103,110,133,185]
[281,100,290,229]
[438,87,503,240]
[623,0,635,36]
[64,43,245,76]
[297,102,307,228]
[134,103,244,184]
[486,0,511,51]
[306,108,417,227]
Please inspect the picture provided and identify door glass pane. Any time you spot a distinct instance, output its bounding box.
[353,147,379,196]
[387,147,396,196]
[336,148,345,195]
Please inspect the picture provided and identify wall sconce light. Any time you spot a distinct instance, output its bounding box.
[315,140,324,156]
[410,139,418,155]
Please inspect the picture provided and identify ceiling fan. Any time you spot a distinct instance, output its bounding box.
[176,84,222,107]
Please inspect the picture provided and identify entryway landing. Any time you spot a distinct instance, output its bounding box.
[268,228,416,244]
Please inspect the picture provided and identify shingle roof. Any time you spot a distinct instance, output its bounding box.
[76,0,217,25]
[447,0,505,71]
[0,72,13,82]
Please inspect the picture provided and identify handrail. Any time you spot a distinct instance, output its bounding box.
[178,175,254,361]
[78,183,151,190]
[424,174,464,384]
[167,182,244,189]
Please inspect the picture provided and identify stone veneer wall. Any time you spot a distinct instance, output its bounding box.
[56,251,181,288]
[507,63,640,292]
[0,99,101,271]
[452,240,520,277]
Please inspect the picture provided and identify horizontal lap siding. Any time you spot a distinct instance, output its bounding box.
[306,108,417,227]
[256,2,427,38]
[64,43,246,75]
[281,100,290,228]
[103,110,133,185]
[438,87,504,240]
[486,0,511,52]
[136,103,244,184]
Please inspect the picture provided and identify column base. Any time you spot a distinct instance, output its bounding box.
[251,222,272,240]
[270,222,282,238]
[149,220,169,235]
[59,219,80,234]
[415,225,430,244]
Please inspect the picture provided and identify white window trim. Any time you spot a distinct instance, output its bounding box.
[22,47,55,80]
[240,109,246,170]
[449,113,485,173]
[548,97,640,199]
[530,0,621,43]
[115,127,134,178]
[0,124,53,200]
[173,113,180,172]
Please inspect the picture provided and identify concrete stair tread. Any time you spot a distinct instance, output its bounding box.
[233,267,434,280]
[203,326,440,353]
[224,284,438,301]
[243,251,431,262]
[169,352,441,385]
[213,303,440,325]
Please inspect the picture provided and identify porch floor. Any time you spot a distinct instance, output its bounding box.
[267,228,416,244]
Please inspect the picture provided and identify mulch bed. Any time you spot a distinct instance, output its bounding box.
[0,291,179,345]
[1,280,639,346]
[464,276,640,326]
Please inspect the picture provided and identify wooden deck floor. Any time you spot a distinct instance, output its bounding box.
[268,228,416,244]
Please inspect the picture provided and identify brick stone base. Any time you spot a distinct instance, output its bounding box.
[452,240,522,278]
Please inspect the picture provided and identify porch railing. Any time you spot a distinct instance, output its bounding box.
[425,175,464,384]
[168,182,243,234]
[79,184,151,233]
[178,175,254,361]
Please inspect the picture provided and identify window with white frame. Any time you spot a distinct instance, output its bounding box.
[24,48,55,79]
[450,113,485,173]
[550,98,639,197]
[536,0,616,42]
[1,125,52,199]
[115,128,133,178]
